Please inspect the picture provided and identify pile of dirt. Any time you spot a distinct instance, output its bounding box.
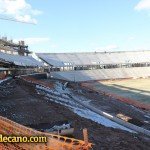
[0,79,149,150]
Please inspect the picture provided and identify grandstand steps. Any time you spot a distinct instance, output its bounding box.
[51,67,150,82]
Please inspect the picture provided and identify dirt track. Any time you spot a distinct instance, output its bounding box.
[82,79,150,105]
[0,79,150,150]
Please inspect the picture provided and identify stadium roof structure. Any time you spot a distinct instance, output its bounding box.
[37,50,150,67]
[0,52,43,67]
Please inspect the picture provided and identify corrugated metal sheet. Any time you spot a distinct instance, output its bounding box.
[37,51,150,67]
[0,52,43,67]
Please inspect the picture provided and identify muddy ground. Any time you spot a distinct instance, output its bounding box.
[0,79,150,150]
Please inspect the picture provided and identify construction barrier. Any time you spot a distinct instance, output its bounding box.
[0,116,92,150]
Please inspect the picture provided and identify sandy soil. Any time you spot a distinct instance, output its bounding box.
[83,79,150,104]
[0,79,150,150]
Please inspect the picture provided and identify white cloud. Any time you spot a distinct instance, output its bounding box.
[135,0,150,11]
[128,36,135,40]
[14,37,51,45]
[95,44,119,51]
[50,44,58,48]
[0,0,42,24]
[15,15,37,24]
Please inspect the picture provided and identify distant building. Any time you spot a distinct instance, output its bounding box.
[0,36,30,56]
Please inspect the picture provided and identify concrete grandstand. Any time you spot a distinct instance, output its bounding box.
[36,51,150,82]
[50,67,150,82]
[37,51,150,71]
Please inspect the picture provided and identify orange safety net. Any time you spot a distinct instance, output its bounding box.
[0,116,92,150]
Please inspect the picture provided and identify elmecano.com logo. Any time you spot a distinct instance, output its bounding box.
[0,134,47,143]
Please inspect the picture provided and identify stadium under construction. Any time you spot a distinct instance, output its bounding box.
[0,37,150,150]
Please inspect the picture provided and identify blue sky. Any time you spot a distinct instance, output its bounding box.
[0,0,150,53]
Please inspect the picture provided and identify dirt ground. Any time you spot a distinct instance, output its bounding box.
[0,79,150,150]
[69,83,150,131]
[83,78,150,104]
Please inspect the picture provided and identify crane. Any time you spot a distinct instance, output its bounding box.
[0,16,36,25]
